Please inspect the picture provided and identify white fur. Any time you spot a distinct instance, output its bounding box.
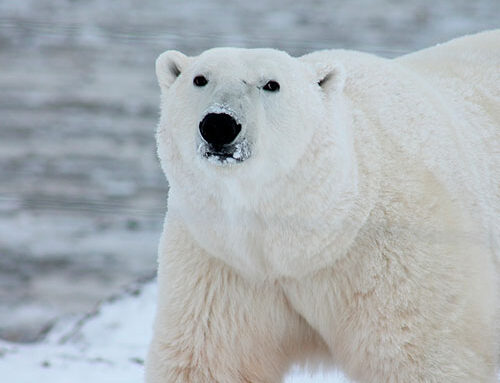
[146,31,500,382]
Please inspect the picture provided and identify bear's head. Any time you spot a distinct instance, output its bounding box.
[156,48,347,205]
[155,48,365,277]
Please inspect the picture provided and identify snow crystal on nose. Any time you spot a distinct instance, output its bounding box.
[232,140,250,160]
[204,103,240,124]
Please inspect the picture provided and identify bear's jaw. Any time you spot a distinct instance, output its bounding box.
[197,139,251,166]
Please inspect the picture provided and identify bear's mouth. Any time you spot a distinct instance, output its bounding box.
[197,139,251,165]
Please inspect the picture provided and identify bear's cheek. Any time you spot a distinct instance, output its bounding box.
[260,108,315,169]
[160,113,199,162]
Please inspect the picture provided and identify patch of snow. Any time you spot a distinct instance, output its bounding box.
[197,138,251,165]
[0,281,156,383]
[232,139,251,161]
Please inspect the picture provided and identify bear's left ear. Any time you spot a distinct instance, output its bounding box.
[312,61,346,95]
[156,50,190,90]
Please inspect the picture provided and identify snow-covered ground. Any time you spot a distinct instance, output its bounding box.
[0,280,350,382]
[0,282,157,383]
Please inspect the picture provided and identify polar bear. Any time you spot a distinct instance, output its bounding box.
[146,30,500,383]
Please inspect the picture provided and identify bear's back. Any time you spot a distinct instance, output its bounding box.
[398,30,499,243]
[396,30,499,129]
[396,30,499,170]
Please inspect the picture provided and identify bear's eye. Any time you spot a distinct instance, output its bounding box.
[263,80,280,92]
[193,75,208,87]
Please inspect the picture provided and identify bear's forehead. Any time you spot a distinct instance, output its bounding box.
[192,48,295,77]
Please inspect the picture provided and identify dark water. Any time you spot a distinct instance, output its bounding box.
[0,0,498,342]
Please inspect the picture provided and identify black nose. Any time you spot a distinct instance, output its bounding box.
[199,113,241,147]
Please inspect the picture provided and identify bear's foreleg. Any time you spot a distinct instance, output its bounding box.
[145,221,320,383]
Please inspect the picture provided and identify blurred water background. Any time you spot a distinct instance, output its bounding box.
[0,0,498,343]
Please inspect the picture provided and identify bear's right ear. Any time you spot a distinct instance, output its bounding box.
[156,50,189,90]
[313,61,346,95]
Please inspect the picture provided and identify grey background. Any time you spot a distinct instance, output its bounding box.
[0,0,498,342]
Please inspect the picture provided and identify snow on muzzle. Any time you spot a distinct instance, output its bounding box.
[197,107,251,165]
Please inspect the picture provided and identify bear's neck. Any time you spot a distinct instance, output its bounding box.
[247,101,378,278]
